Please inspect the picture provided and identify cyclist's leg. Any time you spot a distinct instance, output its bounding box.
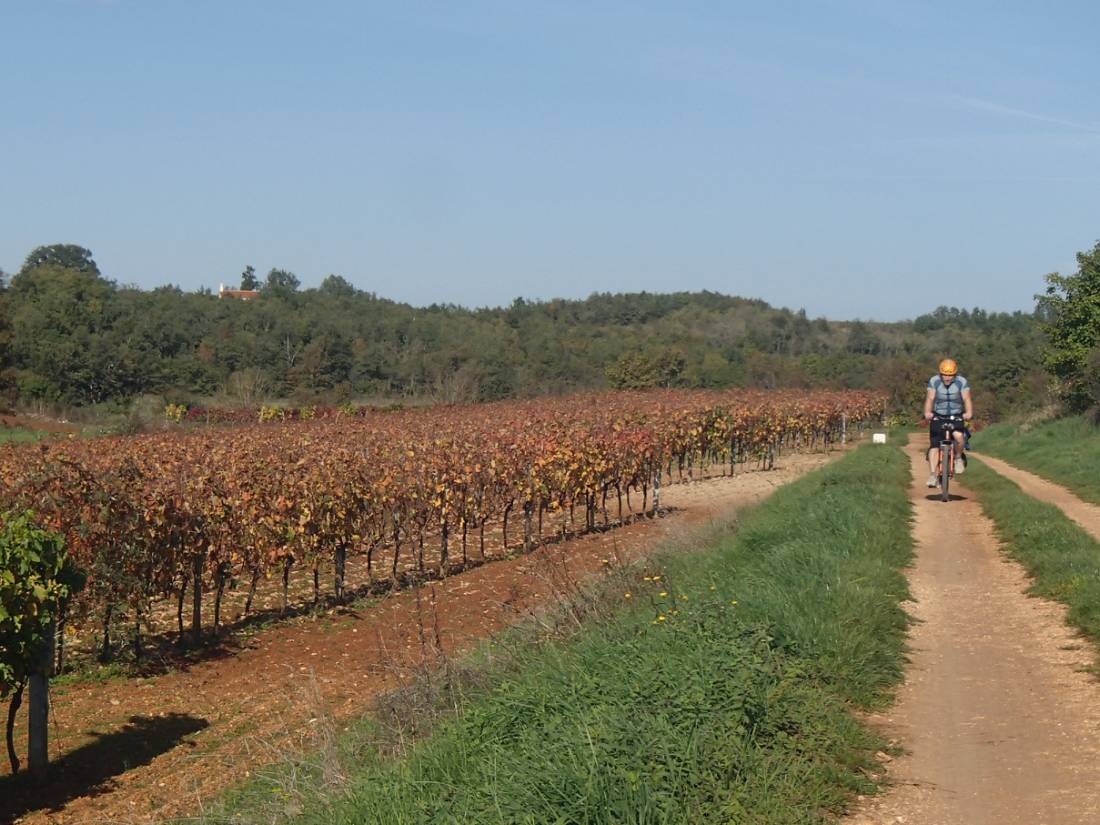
[927,425,939,486]
[952,429,966,472]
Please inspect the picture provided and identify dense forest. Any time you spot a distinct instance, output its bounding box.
[0,244,1050,421]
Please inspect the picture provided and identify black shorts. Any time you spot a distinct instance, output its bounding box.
[929,417,965,446]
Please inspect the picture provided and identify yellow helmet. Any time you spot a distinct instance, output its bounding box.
[938,358,958,376]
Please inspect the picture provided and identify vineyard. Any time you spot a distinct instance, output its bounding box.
[0,389,883,661]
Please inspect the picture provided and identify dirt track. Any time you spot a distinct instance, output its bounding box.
[971,452,1100,541]
[2,449,840,825]
[846,435,1100,824]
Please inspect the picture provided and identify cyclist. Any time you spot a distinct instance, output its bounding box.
[923,358,973,487]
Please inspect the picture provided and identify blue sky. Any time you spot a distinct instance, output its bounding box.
[2,0,1097,320]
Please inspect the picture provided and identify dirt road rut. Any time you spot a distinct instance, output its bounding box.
[848,435,1100,824]
[971,453,1100,542]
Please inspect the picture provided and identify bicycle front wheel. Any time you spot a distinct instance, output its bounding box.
[940,444,951,501]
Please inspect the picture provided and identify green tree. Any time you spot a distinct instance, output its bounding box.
[691,351,738,388]
[20,244,100,277]
[846,320,883,355]
[1038,240,1100,410]
[1,512,84,775]
[606,348,686,389]
[240,265,259,291]
[318,274,356,298]
[263,267,300,296]
[7,263,121,403]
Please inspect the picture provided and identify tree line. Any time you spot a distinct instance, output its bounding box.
[0,243,1053,420]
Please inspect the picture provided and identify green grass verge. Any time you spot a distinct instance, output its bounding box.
[976,416,1100,506]
[197,443,913,825]
[964,458,1100,646]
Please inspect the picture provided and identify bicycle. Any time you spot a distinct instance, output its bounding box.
[931,414,966,502]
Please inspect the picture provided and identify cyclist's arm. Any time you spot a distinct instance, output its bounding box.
[924,387,936,420]
[962,387,973,421]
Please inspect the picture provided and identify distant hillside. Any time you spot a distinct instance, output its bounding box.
[0,245,1045,420]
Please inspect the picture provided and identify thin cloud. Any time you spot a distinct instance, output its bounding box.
[946,94,1100,133]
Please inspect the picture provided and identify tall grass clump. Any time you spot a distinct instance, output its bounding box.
[202,443,913,825]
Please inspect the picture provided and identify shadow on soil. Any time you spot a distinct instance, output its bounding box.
[923,493,968,502]
[0,712,208,821]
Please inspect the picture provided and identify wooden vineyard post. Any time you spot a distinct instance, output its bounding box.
[841,412,848,446]
[334,544,347,601]
[523,503,534,552]
[191,552,205,644]
[28,620,54,779]
[652,467,661,517]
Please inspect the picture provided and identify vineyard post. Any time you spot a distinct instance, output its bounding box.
[214,562,230,630]
[841,412,848,446]
[282,556,294,611]
[461,518,469,565]
[652,466,661,517]
[27,620,53,779]
[191,551,206,644]
[176,577,188,636]
[440,520,450,573]
[334,543,347,601]
[54,604,67,675]
[523,502,534,552]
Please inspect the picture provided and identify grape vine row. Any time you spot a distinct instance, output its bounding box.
[0,389,883,650]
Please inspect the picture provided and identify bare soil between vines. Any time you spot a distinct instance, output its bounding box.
[2,448,844,825]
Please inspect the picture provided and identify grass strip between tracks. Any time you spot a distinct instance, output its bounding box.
[976,416,1100,506]
[965,458,1100,648]
[198,441,913,825]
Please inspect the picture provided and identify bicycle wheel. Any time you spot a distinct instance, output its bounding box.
[940,444,951,501]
